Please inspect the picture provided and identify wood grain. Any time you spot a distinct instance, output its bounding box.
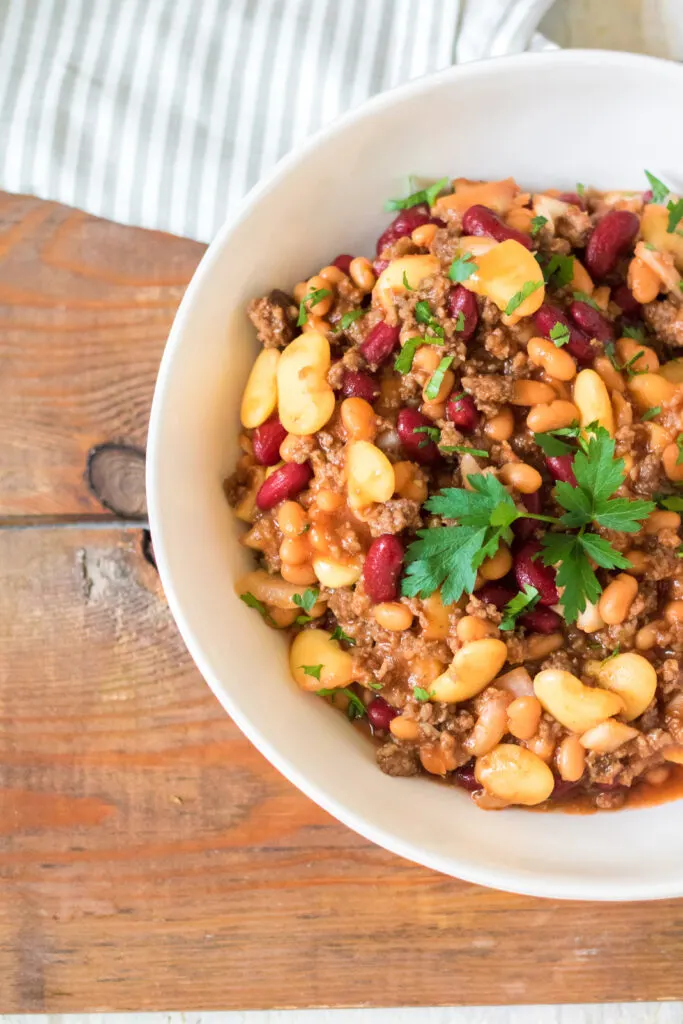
[2,192,683,1013]
[0,193,204,517]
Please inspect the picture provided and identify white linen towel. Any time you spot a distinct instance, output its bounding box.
[0,0,555,241]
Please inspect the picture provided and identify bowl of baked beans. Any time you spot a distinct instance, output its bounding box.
[148,50,683,898]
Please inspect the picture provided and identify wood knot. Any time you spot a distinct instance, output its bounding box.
[86,443,147,518]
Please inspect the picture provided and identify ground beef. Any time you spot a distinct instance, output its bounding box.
[430,226,463,266]
[363,498,423,537]
[644,298,683,347]
[247,290,297,348]
[555,206,593,248]
[461,374,513,415]
[376,740,420,776]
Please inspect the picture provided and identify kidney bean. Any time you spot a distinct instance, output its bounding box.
[585,210,640,279]
[462,204,532,249]
[642,189,653,203]
[332,254,354,274]
[519,606,563,634]
[513,491,541,543]
[611,283,642,319]
[569,300,614,343]
[360,321,400,366]
[477,582,516,610]
[396,408,441,464]
[251,415,288,466]
[341,370,379,403]
[447,284,479,342]
[446,393,479,433]
[375,203,432,256]
[453,762,479,792]
[545,454,577,486]
[367,696,398,731]
[363,535,404,603]
[514,539,558,606]
[558,191,587,210]
[256,461,312,511]
[534,304,593,364]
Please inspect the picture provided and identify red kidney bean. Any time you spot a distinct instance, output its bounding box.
[360,321,400,366]
[373,258,390,277]
[375,203,432,256]
[341,370,379,403]
[251,415,288,466]
[454,762,480,792]
[363,535,404,603]
[367,696,398,731]
[447,285,479,342]
[513,491,541,543]
[446,393,479,433]
[558,191,587,210]
[396,408,441,464]
[569,300,614,343]
[519,606,563,634]
[545,454,577,486]
[534,304,593,364]
[332,254,354,274]
[462,204,532,249]
[611,283,642,319]
[585,210,640,279]
[514,540,558,606]
[255,461,312,511]
[477,583,516,610]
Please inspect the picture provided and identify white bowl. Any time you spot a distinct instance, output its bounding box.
[148,50,683,901]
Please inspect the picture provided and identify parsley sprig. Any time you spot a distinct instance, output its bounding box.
[385,176,449,212]
[530,215,548,237]
[449,253,477,283]
[542,253,574,289]
[293,587,320,624]
[500,585,540,631]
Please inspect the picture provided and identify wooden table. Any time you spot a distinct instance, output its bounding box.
[2,192,683,1013]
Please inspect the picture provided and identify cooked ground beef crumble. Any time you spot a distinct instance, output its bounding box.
[229,175,683,811]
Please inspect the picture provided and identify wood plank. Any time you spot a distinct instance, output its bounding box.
[2,526,683,1012]
[0,193,204,517]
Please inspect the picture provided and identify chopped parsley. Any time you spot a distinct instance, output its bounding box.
[641,406,662,422]
[534,423,581,456]
[402,270,414,291]
[601,644,621,664]
[440,444,488,457]
[424,355,454,400]
[413,425,441,448]
[505,280,542,316]
[338,308,367,331]
[413,687,433,702]
[394,336,425,374]
[297,286,331,326]
[645,170,669,204]
[576,182,585,197]
[330,625,356,645]
[415,300,445,339]
[449,252,477,283]
[499,585,540,631]
[654,494,683,511]
[549,322,570,347]
[454,310,466,332]
[530,215,548,237]
[572,290,601,311]
[668,197,683,234]
[293,587,320,623]
[677,434,683,466]
[604,341,647,380]
[240,592,276,626]
[368,681,383,690]
[385,176,449,212]
[317,686,366,719]
[622,324,645,341]
[542,253,574,289]
[301,664,323,681]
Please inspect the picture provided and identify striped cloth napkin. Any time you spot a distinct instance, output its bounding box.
[0,0,555,241]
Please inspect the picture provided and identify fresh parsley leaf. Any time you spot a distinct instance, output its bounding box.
[677,435,683,466]
[500,585,540,631]
[449,252,477,283]
[534,429,575,456]
[293,587,320,615]
[415,300,445,339]
[622,324,645,341]
[655,494,683,511]
[403,270,414,291]
[602,644,621,664]
[577,182,585,197]
[240,592,276,626]
[530,214,548,237]
[394,336,424,374]
[339,308,367,331]
[604,341,647,380]
[645,170,669,204]
[440,445,488,457]
[667,197,683,234]
[454,310,465,332]
[425,473,517,527]
[402,524,487,605]
[368,681,383,690]
[539,532,602,623]
[413,687,433,702]
[297,287,331,326]
[317,686,366,719]
[330,625,356,645]
[542,253,574,288]
[385,176,449,212]
[573,290,601,311]
[578,531,632,569]
[505,280,543,316]
[424,356,454,400]
[641,406,662,422]
[414,425,440,448]
[549,322,570,347]
[302,664,323,681]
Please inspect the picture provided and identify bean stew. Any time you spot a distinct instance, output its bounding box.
[228,172,683,811]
